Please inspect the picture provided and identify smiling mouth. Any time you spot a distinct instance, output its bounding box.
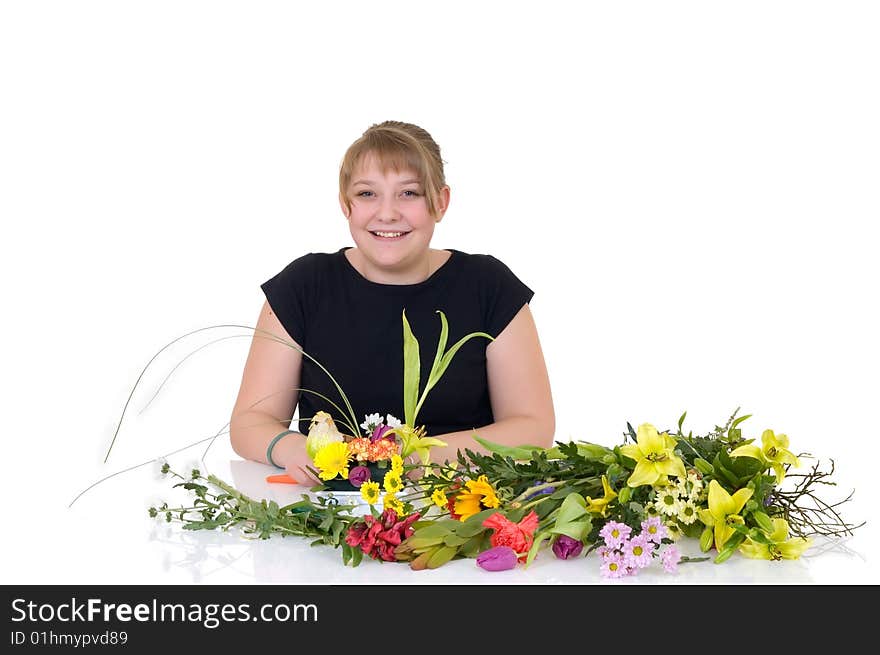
[370,231,410,239]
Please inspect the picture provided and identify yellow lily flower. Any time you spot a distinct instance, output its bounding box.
[585,475,617,517]
[730,429,801,484]
[697,479,753,550]
[387,424,448,465]
[619,423,687,488]
[739,518,812,560]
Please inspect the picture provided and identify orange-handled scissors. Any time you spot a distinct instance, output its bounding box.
[265,473,298,484]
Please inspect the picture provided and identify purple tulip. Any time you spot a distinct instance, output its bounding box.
[476,546,518,572]
[552,535,584,560]
[348,466,371,488]
[370,424,393,443]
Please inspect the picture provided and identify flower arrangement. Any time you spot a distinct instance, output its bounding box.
[296,309,489,498]
[150,407,861,576]
[82,311,863,578]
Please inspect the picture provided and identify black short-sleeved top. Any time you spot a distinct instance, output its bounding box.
[260,247,533,438]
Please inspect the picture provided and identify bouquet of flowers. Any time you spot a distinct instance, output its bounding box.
[84,310,863,577]
[294,310,488,503]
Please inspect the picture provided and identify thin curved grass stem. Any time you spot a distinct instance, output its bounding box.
[138,333,253,416]
[104,324,361,465]
[69,434,219,509]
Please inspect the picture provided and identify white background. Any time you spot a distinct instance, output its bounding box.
[1,1,877,584]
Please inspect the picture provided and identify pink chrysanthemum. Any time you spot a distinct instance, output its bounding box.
[640,516,668,544]
[599,521,632,548]
[596,545,613,560]
[661,545,681,573]
[600,551,629,579]
[623,534,654,569]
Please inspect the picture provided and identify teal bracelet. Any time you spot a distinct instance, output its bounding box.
[267,430,296,469]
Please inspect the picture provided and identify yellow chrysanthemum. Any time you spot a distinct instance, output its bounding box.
[453,492,484,521]
[360,481,380,505]
[383,471,404,494]
[313,442,350,481]
[383,492,405,515]
[465,475,500,508]
[391,454,404,475]
[431,488,448,509]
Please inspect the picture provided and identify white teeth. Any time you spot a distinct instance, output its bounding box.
[374,231,405,238]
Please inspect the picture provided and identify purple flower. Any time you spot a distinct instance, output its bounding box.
[348,466,371,488]
[599,521,632,548]
[552,535,584,560]
[476,546,518,572]
[525,485,556,500]
[661,545,681,573]
[370,424,393,443]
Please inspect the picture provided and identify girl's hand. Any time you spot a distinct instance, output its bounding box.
[275,436,321,485]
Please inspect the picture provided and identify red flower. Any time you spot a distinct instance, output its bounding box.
[482,511,539,562]
[345,509,421,562]
[446,495,462,521]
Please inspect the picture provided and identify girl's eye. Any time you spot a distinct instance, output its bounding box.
[356,190,421,198]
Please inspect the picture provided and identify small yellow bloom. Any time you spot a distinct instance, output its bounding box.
[383,492,405,515]
[730,429,801,484]
[619,423,687,488]
[739,518,812,560]
[383,471,404,494]
[431,488,448,509]
[391,454,404,475]
[465,475,500,508]
[585,475,617,517]
[697,479,753,551]
[360,481,380,505]
[313,442,350,481]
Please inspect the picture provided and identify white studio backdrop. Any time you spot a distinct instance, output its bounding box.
[1,1,878,583]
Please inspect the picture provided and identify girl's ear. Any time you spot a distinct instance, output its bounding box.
[434,185,451,222]
[339,193,351,219]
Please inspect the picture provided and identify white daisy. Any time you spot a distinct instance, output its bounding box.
[360,413,383,434]
[654,486,681,517]
[677,499,699,525]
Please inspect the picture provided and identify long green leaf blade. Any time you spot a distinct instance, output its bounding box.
[402,310,420,427]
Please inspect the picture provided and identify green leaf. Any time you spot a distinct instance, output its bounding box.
[414,314,493,424]
[731,414,752,429]
[426,545,458,569]
[753,511,774,534]
[526,531,551,566]
[443,533,469,547]
[471,434,544,461]
[402,310,421,426]
[678,411,687,433]
[694,458,715,475]
[455,509,496,537]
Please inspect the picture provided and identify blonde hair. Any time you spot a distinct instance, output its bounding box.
[339,120,447,219]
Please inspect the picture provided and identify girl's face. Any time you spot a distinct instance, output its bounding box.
[340,153,449,283]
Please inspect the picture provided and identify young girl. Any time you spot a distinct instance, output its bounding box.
[229,121,555,484]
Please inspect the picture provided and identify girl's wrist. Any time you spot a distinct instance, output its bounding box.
[268,430,304,468]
